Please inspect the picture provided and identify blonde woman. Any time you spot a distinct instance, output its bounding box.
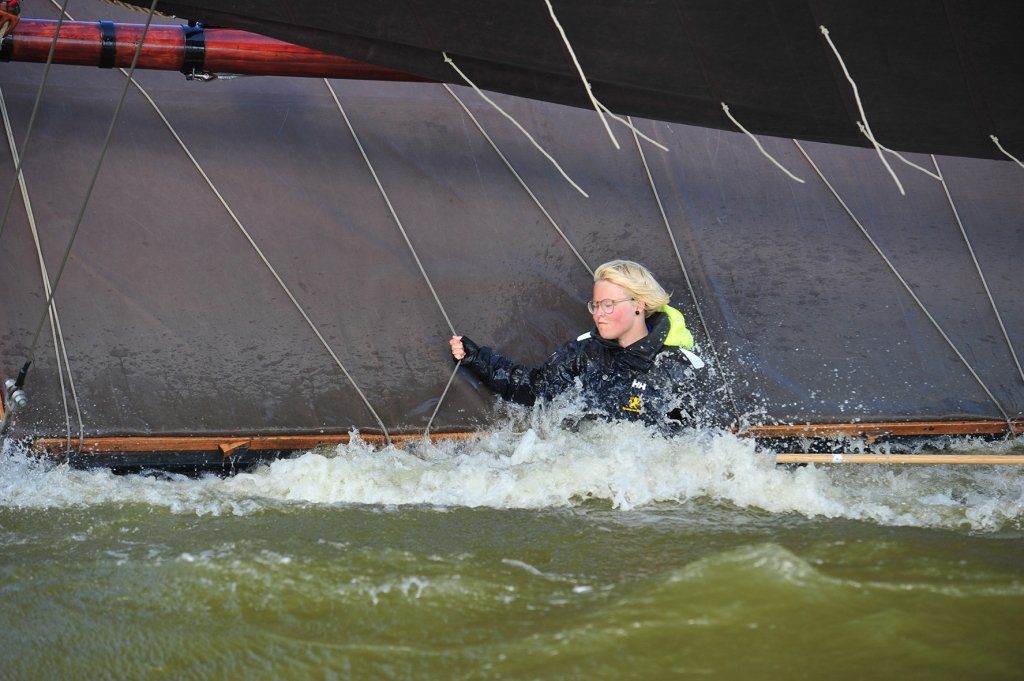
[449,260,704,430]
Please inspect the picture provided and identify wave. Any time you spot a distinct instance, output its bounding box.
[2,417,1022,532]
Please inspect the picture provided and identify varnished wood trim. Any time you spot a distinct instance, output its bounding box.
[774,453,1024,465]
[33,431,480,456]
[31,420,1021,459]
[742,420,1018,438]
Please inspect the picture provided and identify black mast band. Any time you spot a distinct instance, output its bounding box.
[181,24,205,74]
[98,20,116,68]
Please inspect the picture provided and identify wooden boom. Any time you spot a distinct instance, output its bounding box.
[0,18,431,81]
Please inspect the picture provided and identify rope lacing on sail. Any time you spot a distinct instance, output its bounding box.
[443,84,592,276]
[0,86,82,449]
[721,103,805,184]
[627,116,744,428]
[794,140,1013,425]
[541,0,617,149]
[931,154,1024,385]
[325,79,462,437]
[443,52,589,198]
[820,26,906,196]
[855,122,941,181]
[990,136,1024,169]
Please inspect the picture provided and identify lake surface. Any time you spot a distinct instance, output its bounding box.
[2,420,1022,679]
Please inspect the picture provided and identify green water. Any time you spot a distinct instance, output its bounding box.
[2,428,1023,679]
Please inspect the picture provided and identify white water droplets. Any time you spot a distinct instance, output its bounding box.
[2,418,1022,531]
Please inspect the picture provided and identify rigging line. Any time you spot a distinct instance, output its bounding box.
[721,103,805,183]
[325,79,455,336]
[819,25,905,196]
[990,135,1024,169]
[444,84,592,275]
[434,83,601,435]
[931,154,1024,384]
[794,139,1012,423]
[24,0,159,365]
[596,102,667,152]
[325,78,459,437]
[443,52,589,198]
[113,85,391,443]
[41,5,392,448]
[0,85,83,449]
[541,0,617,149]
[424,360,461,437]
[627,116,743,426]
[0,0,72,246]
[856,122,941,181]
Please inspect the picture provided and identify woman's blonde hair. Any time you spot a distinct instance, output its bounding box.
[593,260,669,316]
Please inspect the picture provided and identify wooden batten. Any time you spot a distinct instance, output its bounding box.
[29,419,1021,462]
[31,431,480,457]
[742,420,1017,438]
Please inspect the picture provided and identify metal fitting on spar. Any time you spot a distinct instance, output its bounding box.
[1,369,29,436]
[4,378,28,409]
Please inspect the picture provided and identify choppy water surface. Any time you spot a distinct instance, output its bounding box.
[2,419,1023,679]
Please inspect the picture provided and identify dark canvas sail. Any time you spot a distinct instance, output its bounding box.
[131,0,1024,160]
[0,0,1022,447]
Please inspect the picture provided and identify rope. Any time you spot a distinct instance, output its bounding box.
[424,360,461,437]
[857,122,941,181]
[819,26,905,196]
[596,102,667,152]
[931,154,1024,384]
[0,0,71,246]
[325,79,462,436]
[444,84,592,275]
[991,135,1024,169]
[443,52,589,198]
[45,0,393,444]
[23,0,160,366]
[794,139,1012,423]
[628,116,743,426]
[0,85,83,449]
[541,0,618,149]
[721,103,805,183]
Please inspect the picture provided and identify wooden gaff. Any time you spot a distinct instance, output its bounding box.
[1,19,431,81]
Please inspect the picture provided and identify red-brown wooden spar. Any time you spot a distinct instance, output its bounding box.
[0,18,432,81]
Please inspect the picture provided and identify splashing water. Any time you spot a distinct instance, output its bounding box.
[2,411,1022,531]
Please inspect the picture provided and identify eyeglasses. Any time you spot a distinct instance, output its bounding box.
[587,297,635,314]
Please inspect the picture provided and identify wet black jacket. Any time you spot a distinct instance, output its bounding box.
[459,311,700,430]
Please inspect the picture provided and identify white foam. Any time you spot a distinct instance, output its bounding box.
[2,419,1022,532]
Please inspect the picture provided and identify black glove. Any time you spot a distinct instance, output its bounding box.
[458,336,481,363]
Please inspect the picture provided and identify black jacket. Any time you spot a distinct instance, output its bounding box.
[459,311,700,430]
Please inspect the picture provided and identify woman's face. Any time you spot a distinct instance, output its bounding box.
[591,280,643,341]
